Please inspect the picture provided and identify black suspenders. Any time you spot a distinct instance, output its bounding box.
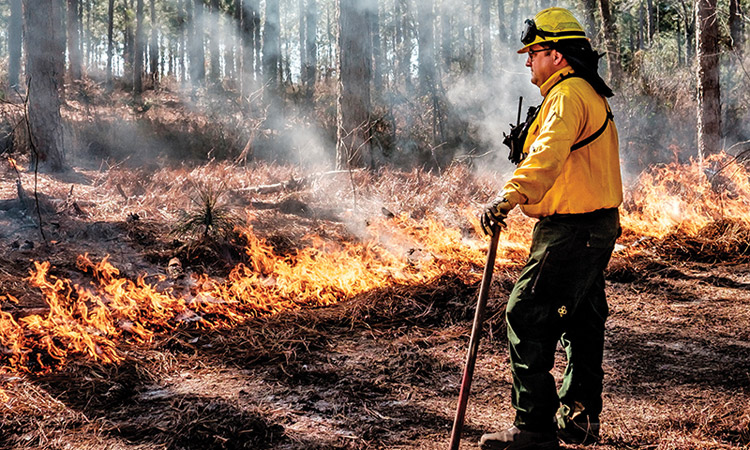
[546,73,614,152]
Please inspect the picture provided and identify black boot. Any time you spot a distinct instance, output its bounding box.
[479,426,560,450]
[556,403,600,445]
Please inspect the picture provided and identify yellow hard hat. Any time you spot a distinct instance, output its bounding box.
[517,7,587,53]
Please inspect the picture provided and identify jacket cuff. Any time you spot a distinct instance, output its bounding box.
[500,187,527,208]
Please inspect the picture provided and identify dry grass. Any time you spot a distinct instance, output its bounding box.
[0,158,748,450]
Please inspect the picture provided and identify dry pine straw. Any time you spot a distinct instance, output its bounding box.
[1,163,749,449]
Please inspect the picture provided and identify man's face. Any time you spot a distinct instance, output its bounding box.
[525,44,557,87]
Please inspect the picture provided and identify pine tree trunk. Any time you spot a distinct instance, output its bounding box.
[370,3,381,93]
[210,0,221,82]
[647,0,656,44]
[581,0,598,44]
[240,0,257,97]
[106,0,115,90]
[67,0,82,79]
[190,0,206,85]
[150,0,159,84]
[262,0,280,88]
[134,0,144,98]
[305,0,318,99]
[696,0,721,159]
[441,2,452,68]
[124,0,134,70]
[24,0,66,172]
[54,0,66,95]
[299,0,307,89]
[638,0,644,49]
[179,0,187,82]
[480,0,491,74]
[326,4,333,80]
[598,0,621,83]
[417,0,436,94]
[9,0,23,88]
[729,0,743,50]
[398,0,412,91]
[681,0,695,62]
[337,0,372,169]
[88,0,94,68]
[496,0,506,45]
[252,0,261,79]
[262,0,281,126]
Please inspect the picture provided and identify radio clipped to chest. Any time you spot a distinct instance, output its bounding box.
[503,96,540,165]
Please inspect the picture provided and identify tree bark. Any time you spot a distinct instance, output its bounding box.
[637,0,644,49]
[24,0,66,172]
[299,0,307,89]
[441,2,452,68]
[179,0,186,82]
[496,0,506,45]
[9,0,23,88]
[647,0,656,44]
[696,0,721,160]
[124,0,134,70]
[598,0,621,83]
[729,0,743,51]
[209,0,221,83]
[252,0,261,79]
[680,0,695,62]
[150,0,159,84]
[417,0,436,94]
[305,0,318,99]
[337,0,372,169]
[480,0,491,74]
[240,0,259,97]
[106,0,115,90]
[54,0,66,95]
[67,0,82,80]
[581,0,599,44]
[189,0,206,86]
[262,0,281,126]
[397,0,412,91]
[262,0,280,89]
[133,0,144,98]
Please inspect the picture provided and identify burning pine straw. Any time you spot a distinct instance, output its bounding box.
[655,219,750,263]
[0,153,749,449]
[0,207,499,377]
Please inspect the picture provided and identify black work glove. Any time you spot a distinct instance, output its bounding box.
[480,196,513,236]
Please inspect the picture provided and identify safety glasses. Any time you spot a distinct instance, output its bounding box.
[526,47,552,61]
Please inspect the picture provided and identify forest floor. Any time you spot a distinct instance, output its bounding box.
[0,154,748,450]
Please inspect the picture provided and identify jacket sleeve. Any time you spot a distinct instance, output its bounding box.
[501,89,584,206]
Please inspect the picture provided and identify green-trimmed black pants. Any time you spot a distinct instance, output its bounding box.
[506,208,620,433]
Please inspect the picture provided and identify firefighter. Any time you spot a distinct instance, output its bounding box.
[478,7,623,450]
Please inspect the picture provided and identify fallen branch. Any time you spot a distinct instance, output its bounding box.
[236,169,363,195]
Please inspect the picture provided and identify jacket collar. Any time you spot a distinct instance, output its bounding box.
[540,66,575,97]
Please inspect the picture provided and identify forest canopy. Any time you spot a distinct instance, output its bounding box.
[0,0,748,174]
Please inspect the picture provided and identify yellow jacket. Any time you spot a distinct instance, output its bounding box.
[501,66,623,218]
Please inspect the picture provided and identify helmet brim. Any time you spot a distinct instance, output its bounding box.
[517,35,590,54]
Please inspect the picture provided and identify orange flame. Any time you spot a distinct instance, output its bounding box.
[7,157,20,172]
[621,152,750,238]
[1,153,748,390]
[0,215,503,378]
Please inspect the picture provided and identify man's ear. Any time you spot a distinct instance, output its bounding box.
[553,51,567,67]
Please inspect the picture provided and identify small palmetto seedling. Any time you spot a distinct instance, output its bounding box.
[172,182,237,241]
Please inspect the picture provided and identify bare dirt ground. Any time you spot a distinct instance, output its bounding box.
[0,159,748,450]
